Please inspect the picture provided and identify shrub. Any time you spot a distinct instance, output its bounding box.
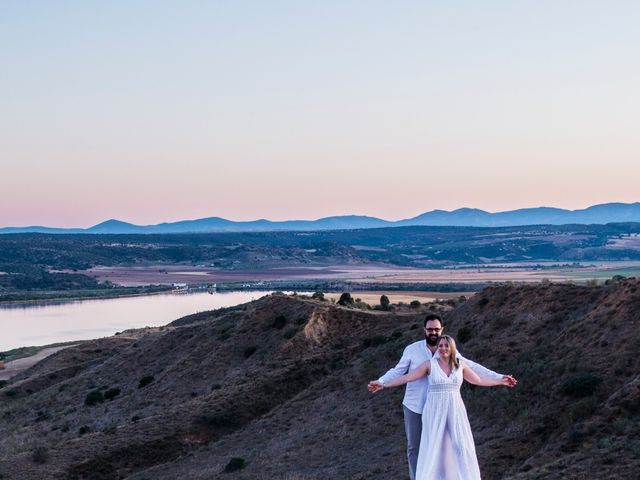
[104,387,121,400]
[272,315,287,329]
[138,375,155,388]
[457,326,473,344]
[84,389,104,406]
[78,425,91,435]
[379,295,390,310]
[0,380,7,389]
[311,292,325,301]
[32,445,49,464]
[224,457,246,472]
[283,328,297,339]
[337,292,354,306]
[410,300,421,308]
[243,346,258,358]
[362,336,388,348]
[198,412,239,428]
[560,373,602,397]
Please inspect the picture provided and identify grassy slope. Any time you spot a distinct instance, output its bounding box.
[0,281,638,479]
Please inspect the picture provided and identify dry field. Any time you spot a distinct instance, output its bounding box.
[85,261,640,287]
[85,264,420,286]
[324,291,472,305]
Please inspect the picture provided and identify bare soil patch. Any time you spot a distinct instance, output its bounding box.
[0,345,76,381]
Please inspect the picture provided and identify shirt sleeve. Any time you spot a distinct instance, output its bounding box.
[458,353,503,380]
[378,345,412,384]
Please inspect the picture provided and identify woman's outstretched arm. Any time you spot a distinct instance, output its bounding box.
[462,361,515,387]
[369,361,430,392]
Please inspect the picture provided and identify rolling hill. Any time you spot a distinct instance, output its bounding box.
[1,279,638,479]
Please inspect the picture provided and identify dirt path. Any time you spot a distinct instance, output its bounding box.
[0,345,76,381]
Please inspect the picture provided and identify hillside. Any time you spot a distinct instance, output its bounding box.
[0,281,639,479]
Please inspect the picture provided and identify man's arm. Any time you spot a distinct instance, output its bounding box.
[378,345,412,384]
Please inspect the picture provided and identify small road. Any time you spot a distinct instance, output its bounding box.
[0,345,76,381]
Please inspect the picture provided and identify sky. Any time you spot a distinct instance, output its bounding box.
[1,1,639,227]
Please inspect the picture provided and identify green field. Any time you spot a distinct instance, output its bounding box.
[559,267,640,280]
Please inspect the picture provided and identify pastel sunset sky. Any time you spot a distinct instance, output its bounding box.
[2,1,639,227]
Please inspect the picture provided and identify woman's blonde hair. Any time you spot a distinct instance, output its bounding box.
[438,335,460,370]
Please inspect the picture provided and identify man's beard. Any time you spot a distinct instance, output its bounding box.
[425,334,439,346]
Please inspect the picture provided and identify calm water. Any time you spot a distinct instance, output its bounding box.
[0,291,274,351]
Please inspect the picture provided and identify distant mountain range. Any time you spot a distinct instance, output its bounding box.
[2,202,639,234]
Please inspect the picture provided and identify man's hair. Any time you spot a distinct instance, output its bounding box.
[424,313,443,328]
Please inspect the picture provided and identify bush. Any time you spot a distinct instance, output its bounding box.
[198,412,239,428]
[272,315,287,329]
[380,295,390,310]
[410,300,421,308]
[138,375,155,388]
[560,373,602,397]
[362,336,388,348]
[224,457,246,472]
[283,328,297,339]
[84,389,104,406]
[457,326,473,344]
[311,291,325,301]
[32,445,49,464]
[104,387,121,400]
[243,346,258,358]
[0,380,7,389]
[78,425,91,435]
[337,292,354,306]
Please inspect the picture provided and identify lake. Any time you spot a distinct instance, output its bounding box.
[0,291,274,351]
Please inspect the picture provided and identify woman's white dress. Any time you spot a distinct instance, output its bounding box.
[415,359,481,480]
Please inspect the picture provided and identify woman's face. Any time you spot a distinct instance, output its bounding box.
[437,339,451,359]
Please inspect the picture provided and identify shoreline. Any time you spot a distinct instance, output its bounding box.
[0,287,174,308]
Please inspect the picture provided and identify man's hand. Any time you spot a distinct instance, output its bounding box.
[368,380,384,393]
[502,375,518,387]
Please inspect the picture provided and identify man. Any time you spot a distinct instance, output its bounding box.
[368,313,517,480]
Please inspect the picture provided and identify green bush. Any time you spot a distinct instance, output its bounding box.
[104,387,121,400]
[560,373,602,397]
[380,295,390,310]
[224,457,246,472]
[457,326,473,344]
[272,315,287,329]
[410,300,421,308]
[243,346,258,358]
[84,389,104,406]
[198,412,239,428]
[32,445,49,464]
[337,292,354,306]
[138,375,155,388]
[362,336,388,348]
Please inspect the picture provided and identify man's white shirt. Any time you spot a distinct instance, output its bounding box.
[377,339,504,414]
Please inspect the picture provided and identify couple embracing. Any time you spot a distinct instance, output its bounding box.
[368,314,518,480]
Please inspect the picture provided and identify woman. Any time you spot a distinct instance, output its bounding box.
[371,335,513,480]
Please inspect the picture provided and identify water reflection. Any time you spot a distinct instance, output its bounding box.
[0,291,274,351]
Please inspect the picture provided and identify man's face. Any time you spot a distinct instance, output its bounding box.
[424,320,443,346]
